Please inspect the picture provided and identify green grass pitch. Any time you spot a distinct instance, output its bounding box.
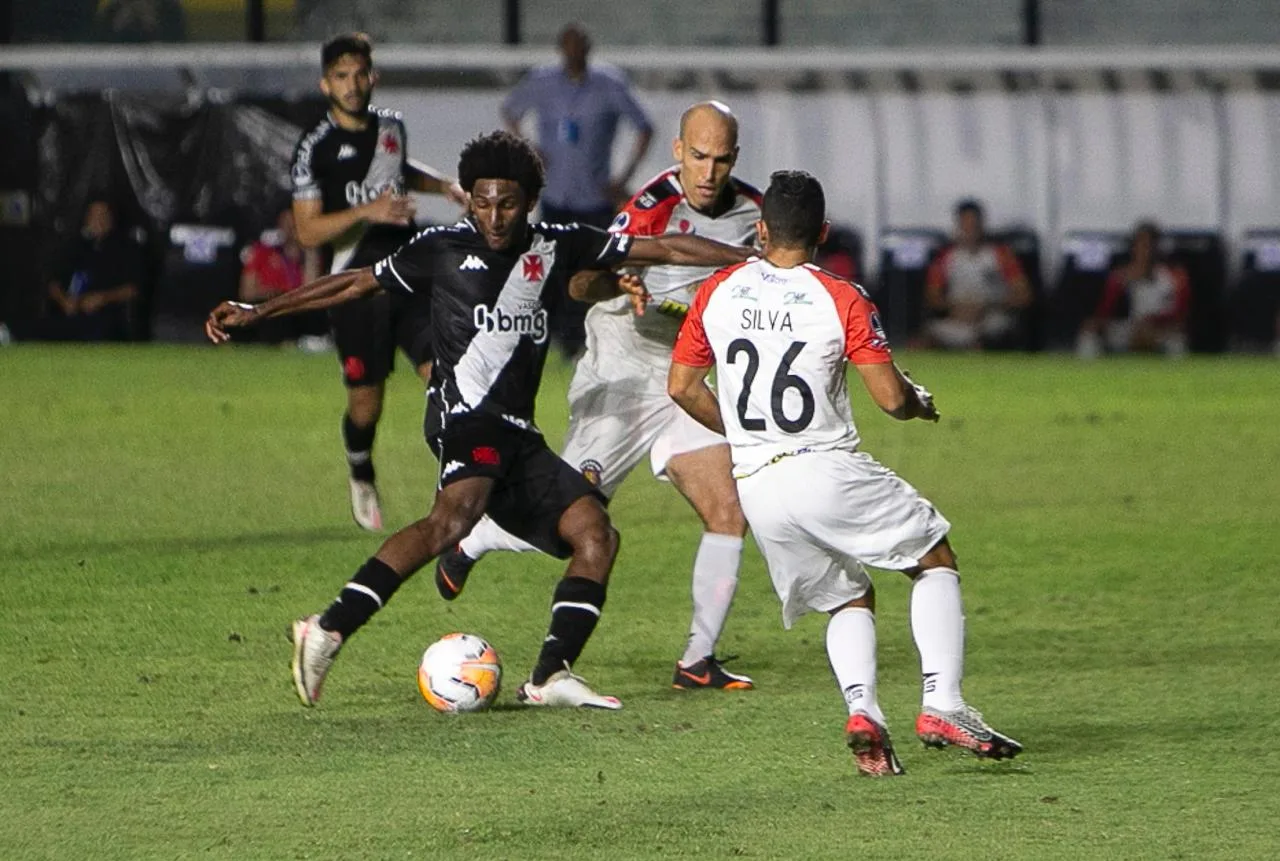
[1,345,1277,860]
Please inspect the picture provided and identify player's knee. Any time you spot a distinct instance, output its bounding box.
[704,500,748,537]
[911,537,959,577]
[572,518,619,567]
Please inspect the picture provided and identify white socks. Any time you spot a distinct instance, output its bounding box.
[457,515,539,561]
[910,567,966,712]
[679,533,743,667]
[826,607,886,725]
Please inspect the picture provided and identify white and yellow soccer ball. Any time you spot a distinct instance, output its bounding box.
[417,633,502,713]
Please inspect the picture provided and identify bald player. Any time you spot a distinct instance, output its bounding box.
[439,102,763,691]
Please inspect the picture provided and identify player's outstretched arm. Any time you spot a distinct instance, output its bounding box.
[292,194,414,249]
[567,271,651,314]
[205,268,380,344]
[667,361,726,435]
[854,361,940,422]
[624,234,751,268]
[406,159,467,206]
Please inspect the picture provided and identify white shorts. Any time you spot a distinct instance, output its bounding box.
[737,448,951,628]
[561,353,726,499]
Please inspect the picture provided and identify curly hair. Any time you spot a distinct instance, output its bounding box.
[457,131,545,201]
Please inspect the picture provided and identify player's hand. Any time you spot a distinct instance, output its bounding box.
[904,373,939,422]
[443,181,468,208]
[365,189,416,226]
[616,273,650,316]
[205,301,259,344]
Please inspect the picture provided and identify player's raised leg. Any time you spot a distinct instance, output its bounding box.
[291,476,492,706]
[343,382,385,531]
[664,442,754,690]
[908,538,1023,759]
[517,495,622,709]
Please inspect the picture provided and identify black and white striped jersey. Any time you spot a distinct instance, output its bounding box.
[372,218,633,430]
[290,105,415,272]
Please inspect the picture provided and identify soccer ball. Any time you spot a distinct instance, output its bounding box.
[417,632,502,713]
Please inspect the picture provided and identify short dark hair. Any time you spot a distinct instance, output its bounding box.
[762,170,825,247]
[954,198,984,220]
[457,131,545,201]
[322,33,373,71]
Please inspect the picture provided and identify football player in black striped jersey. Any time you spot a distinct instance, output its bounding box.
[291,33,467,532]
[208,131,752,711]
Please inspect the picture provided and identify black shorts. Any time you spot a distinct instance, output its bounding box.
[330,290,432,388]
[427,412,604,559]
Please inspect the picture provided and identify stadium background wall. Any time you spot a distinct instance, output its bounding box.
[1,48,1278,346]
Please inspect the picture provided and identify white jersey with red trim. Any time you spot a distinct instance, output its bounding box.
[583,168,760,382]
[673,259,893,478]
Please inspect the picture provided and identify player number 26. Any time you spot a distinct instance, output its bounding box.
[726,339,815,434]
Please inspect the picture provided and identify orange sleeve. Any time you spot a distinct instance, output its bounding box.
[810,268,893,364]
[610,173,680,237]
[672,266,740,367]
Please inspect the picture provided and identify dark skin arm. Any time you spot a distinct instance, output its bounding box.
[567,271,650,313]
[623,234,752,268]
[206,267,379,343]
[406,159,467,206]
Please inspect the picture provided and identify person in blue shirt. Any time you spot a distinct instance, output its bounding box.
[502,23,653,357]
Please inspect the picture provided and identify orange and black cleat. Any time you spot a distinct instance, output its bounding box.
[916,705,1023,760]
[672,655,755,690]
[434,545,477,601]
[846,712,905,777]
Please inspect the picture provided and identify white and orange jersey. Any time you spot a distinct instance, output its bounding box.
[673,259,892,477]
[588,167,761,363]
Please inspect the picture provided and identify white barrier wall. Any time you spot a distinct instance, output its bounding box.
[383,83,1280,279]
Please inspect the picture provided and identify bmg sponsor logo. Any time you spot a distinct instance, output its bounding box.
[473,303,549,344]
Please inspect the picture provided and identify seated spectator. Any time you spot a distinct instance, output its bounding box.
[44,198,143,341]
[921,199,1033,350]
[238,207,327,347]
[1077,221,1189,358]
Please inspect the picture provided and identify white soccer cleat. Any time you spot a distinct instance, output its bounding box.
[348,478,383,531]
[290,614,343,707]
[517,667,622,710]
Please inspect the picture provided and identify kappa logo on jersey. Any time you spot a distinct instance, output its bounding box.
[473,303,549,344]
[522,255,545,282]
[337,144,357,160]
[459,255,488,271]
[380,132,400,154]
[441,460,466,480]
